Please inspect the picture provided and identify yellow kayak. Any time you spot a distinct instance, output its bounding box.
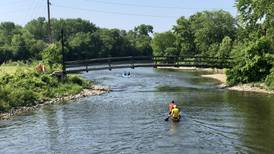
[171,115,181,122]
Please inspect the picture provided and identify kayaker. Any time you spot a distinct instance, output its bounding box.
[169,100,176,115]
[171,105,181,120]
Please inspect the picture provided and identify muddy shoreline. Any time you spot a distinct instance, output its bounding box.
[0,85,111,120]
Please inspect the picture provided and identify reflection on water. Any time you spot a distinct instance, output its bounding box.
[0,68,274,153]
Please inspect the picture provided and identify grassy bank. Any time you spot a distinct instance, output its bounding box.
[0,62,30,77]
[0,63,91,113]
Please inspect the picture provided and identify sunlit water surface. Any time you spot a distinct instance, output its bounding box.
[1,68,274,153]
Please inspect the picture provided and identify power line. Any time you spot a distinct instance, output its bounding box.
[53,4,178,18]
[24,0,39,24]
[47,0,52,43]
[0,0,26,7]
[84,0,231,10]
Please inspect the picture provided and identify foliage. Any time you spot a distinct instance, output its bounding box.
[1,18,154,63]
[153,10,236,57]
[236,0,274,27]
[189,10,236,55]
[41,43,61,68]
[151,31,176,56]
[226,37,273,85]
[0,3,273,91]
[265,67,274,90]
[134,24,153,36]
[218,36,233,58]
[225,0,274,87]
[0,65,91,113]
[173,16,195,55]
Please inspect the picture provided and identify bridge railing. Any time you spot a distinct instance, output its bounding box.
[153,55,232,67]
[64,55,233,73]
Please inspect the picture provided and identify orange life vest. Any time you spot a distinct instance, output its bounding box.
[169,103,175,112]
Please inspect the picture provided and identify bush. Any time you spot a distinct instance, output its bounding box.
[0,63,91,113]
[42,43,62,69]
[0,100,10,113]
[9,89,38,107]
[265,68,274,90]
[69,75,84,85]
[41,74,58,87]
[0,86,12,112]
[226,37,273,85]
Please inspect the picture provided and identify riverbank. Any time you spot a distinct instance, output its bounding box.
[0,85,110,120]
[159,67,274,94]
[201,74,274,94]
[0,63,112,120]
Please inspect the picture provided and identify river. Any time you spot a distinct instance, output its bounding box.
[0,68,274,153]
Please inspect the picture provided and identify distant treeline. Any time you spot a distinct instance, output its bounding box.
[0,18,153,63]
[0,0,273,88]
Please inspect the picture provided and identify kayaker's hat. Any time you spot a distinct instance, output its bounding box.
[172,100,175,103]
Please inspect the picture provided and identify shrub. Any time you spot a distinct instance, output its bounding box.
[9,89,38,108]
[69,75,84,85]
[0,62,91,113]
[265,68,274,90]
[226,37,273,85]
[0,100,10,113]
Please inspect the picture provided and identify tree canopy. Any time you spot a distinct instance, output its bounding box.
[0,0,273,89]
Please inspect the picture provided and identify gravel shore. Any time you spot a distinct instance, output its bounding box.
[0,85,111,120]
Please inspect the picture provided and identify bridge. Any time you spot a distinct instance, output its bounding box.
[63,55,232,73]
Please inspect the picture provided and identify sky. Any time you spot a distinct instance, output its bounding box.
[0,0,237,32]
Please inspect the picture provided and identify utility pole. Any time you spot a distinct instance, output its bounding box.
[47,0,52,43]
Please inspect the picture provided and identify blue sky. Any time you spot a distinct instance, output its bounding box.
[0,0,237,32]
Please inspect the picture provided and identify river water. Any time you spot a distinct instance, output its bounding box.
[1,68,274,153]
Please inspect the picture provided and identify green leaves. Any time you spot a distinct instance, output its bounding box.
[236,0,274,27]
[226,37,273,85]
[265,67,274,90]
[0,65,91,113]
[42,43,62,68]
[189,10,236,55]
[151,31,176,56]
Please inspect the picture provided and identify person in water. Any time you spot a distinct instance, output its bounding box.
[171,105,181,120]
[123,72,131,77]
[169,100,176,115]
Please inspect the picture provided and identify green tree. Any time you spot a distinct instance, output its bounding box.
[134,24,153,36]
[151,31,177,56]
[173,16,195,55]
[189,10,236,55]
[218,36,233,58]
[11,34,29,60]
[0,46,13,63]
[42,43,61,69]
[51,18,97,41]
[226,37,273,85]
[236,0,274,27]
[25,17,48,41]
[0,22,21,45]
[67,32,100,60]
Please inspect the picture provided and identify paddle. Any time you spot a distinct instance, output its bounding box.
[165,115,170,121]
